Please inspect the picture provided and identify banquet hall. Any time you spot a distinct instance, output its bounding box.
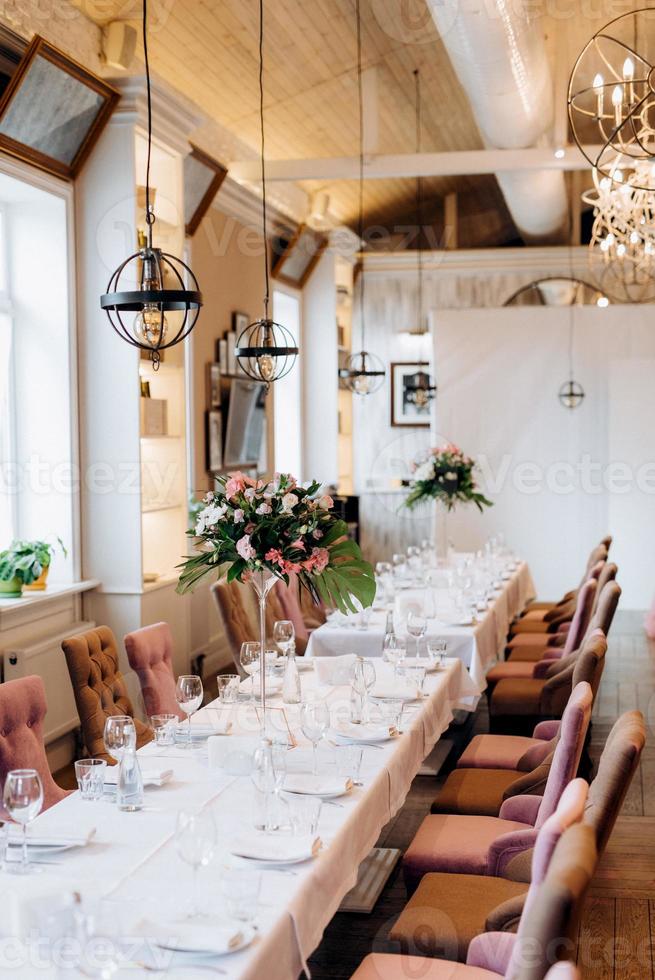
[0,0,653,977]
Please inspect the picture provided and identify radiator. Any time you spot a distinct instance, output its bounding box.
[4,619,94,745]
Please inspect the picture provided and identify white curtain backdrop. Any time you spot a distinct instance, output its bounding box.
[431,305,655,609]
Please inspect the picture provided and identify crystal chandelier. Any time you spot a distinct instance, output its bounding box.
[568,8,655,193]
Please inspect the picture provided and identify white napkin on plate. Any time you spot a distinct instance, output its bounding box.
[283,774,352,797]
[331,721,396,742]
[104,766,173,787]
[313,654,356,686]
[141,919,246,955]
[230,833,321,863]
[370,680,420,700]
[7,828,96,849]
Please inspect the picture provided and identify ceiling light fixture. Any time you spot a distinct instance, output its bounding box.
[558,307,585,410]
[234,0,298,390]
[340,0,385,396]
[100,0,202,369]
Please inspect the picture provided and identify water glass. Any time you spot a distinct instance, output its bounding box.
[407,611,427,657]
[286,794,322,836]
[405,664,427,696]
[240,641,261,701]
[274,620,295,657]
[220,868,261,923]
[150,714,177,746]
[175,675,203,748]
[336,744,364,786]
[300,701,330,775]
[103,715,135,764]
[3,769,44,875]
[75,759,107,801]
[216,674,240,704]
[427,638,447,668]
[175,809,216,918]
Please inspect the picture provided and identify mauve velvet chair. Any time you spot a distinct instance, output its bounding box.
[401,682,593,895]
[488,631,606,736]
[456,718,561,773]
[355,822,596,979]
[520,539,609,617]
[124,622,184,720]
[390,778,588,961]
[0,676,71,814]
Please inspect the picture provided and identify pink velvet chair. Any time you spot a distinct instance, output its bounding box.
[124,622,184,720]
[456,719,560,773]
[274,578,310,652]
[402,682,593,894]
[0,676,71,814]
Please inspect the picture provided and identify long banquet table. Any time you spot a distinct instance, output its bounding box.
[6,658,479,979]
[306,560,535,690]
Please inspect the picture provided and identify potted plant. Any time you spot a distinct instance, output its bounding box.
[0,544,41,597]
[21,538,67,591]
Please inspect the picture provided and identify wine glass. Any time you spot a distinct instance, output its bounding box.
[383,633,405,680]
[240,641,261,702]
[174,809,216,917]
[3,769,43,875]
[407,611,427,658]
[175,675,203,748]
[103,715,136,764]
[300,702,330,775]
[274,620,295,658]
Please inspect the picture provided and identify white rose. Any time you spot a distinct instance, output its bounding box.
[281,492,299,512]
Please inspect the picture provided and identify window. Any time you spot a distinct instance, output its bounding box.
[272,288,302,478]
[0,207,14,544]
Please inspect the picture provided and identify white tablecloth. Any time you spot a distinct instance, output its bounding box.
[6,660,479,979]
[306,561,535,690]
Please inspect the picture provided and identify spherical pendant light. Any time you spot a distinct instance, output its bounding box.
[558,379,586,410]
[341,350,386,395]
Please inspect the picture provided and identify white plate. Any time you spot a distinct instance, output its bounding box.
[154,925,255,957]
[330,722,397,743]
[282,777,352,799]
[234,851,316,868]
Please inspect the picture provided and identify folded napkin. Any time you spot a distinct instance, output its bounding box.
[283,774,352,797]
[230,833,321,863]
[331,721,397,742]
[208,734,260,773]
[7,828,96,849]
[176,712,232,737]
[370,680,420,700]
[141,919,245,955]
[104,766,173,787]
[313,654,357,686]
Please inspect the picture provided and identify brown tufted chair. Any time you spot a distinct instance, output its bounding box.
[62,626,152,763]
[124,622,184,720]
[0,676,71,814]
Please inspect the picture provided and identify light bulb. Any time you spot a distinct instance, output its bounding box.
[134,303,167,347]
[600,177,611,192]
[597,295,609,307]
[353,374,371,395]
[630,230,639,244]
[623,57,634,81]
[612,85,623,106]
[257,353,275,382]
[601,238,610,252]
[607,232,615,245]
[617,243,626,257]
[593,73,604,94]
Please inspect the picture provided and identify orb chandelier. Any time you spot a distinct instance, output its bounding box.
[340,0,385,396]
[558,311,585,410]
[100,0,202,369]
[235,0,298,389]
[568,8,655,193]
[582,161,655,303]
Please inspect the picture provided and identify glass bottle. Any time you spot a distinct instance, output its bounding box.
[282,642,302,705]
[251,738,278,832]
[117,737,144,812]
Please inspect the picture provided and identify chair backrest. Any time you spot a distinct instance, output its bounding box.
[585,710,646,855]
[0,676,70,813]
[274,579,309,643]
[61,626,152,762]
[542,631,606,716]
[211,580,257,673]
[561,578,597,657]
[535,682,593,828]
[124,622,183,719]
[506,823,597,980]
[543,965,581,980]
[584,580,621,642]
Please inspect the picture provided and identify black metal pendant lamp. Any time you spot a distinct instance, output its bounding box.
[100,0,202,369]
[234,0,298,390]
[559,308,585,410]
[340,0,385,396]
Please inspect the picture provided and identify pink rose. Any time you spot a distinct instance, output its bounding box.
[290,538,305,551]
[310,547,329,574]
[233,508,245,523]
[236,535,256,560]
[318,495,334,510]
[312,529,324,540]
[265,548,284,564]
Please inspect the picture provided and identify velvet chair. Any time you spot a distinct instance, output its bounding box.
[0,676,71,814]
[62,626,152,763]
[509,562,603,637]
[390,778,587,961]
[274,578,309,653]
[391,709,643,963]
[124,622,184,720]
[488,631,606,736]
[356,823,596,979]
[456,719,561,773]
[402,682,592,894]
[520,540,609,617]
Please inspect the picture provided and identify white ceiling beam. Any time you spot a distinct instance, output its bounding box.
[362,67,379,156]
[230,146,599,182]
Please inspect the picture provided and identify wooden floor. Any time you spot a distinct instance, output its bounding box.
[308,621,655,980]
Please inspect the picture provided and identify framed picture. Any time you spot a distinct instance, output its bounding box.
[184,144,227,236]
[390,362,435,428]
[272,224,327,288]
[206,409,223,472]
[207,363,221,409]
[232,311,249,336]
[0,35,119,179]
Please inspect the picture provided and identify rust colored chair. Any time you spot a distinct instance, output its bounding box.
[0,676,71,814]
[62,626,152,763]
[519,539,609,618]
[124,622,184,720]
[401,682,593,894]
[389,710,643,964]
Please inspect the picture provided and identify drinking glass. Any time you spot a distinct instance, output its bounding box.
[240,641,261,702]
[300,701,330,775]
[103,715,136,763]
[407,611,427,657]
[174,809,216,918]
[405,664,427,696]
[175,675,203,748]
[220,868,261,923]
[286,794,322,836]
[216,674,240,704]
[150,714,177,746]
[336,744,364,786]
[273,620,295,657]
[427,638,447,668]
[3,769,43,874]
[74,759,107,801]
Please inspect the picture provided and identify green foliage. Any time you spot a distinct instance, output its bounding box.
[0,538,67,585]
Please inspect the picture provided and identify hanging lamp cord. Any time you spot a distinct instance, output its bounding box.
[414,68,423,335]
[259,0,270,321]
[142,0,154,247]
[356,0,366,354]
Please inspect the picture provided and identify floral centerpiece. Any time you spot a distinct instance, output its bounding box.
[177,472,375,614]
[404,444,493,512]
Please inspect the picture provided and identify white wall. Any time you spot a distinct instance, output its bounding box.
[432,305,655,608]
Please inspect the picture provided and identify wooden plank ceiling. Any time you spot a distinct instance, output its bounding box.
[78,0,633,245]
